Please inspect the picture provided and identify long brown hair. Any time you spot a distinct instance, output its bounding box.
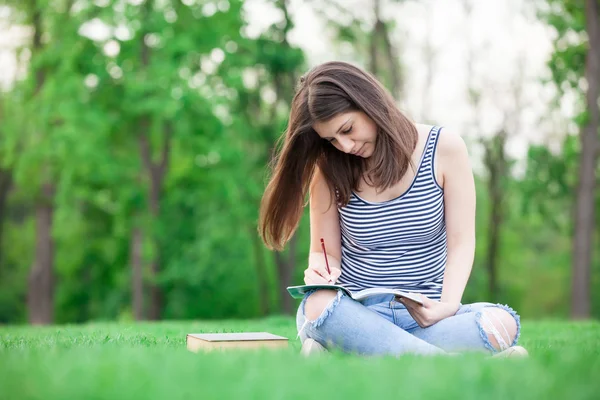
[259,61,417,250]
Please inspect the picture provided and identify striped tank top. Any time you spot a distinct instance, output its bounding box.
[336,126,446,300]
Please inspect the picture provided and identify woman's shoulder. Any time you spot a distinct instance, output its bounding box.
[413,123,468,159]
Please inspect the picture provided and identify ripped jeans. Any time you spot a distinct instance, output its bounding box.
[296,291,521,356]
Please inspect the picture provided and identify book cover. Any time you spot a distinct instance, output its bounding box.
[186,332,289,352]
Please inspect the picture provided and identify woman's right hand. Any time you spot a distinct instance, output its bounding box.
[303,263,342,285]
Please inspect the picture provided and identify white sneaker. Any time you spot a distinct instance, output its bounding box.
[300,338,326,357]
[492,345,529,358]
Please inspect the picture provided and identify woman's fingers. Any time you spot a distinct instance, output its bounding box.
[306,264,341,284]
[399,298,427,328]
[330,268,341,283]
[304,268,330,285]
[404,307,423,327]
[399,296,424,309]
[309,264,331,281]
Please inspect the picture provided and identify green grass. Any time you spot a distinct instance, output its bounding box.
[1,318,599,400]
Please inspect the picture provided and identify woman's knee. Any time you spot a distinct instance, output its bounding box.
[479,307,518,351]
[304,290,339,321]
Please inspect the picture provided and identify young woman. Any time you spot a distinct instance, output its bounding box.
[258,61,527,357]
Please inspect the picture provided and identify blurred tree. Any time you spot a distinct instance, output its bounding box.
[310,0,404,101]
[0,0,595,324]
[25,0,55,325]
[1,0,117,324]
[571,0,600,319]
[0,0,268,322]
[0,95,13,277]
[418,4,437,122]
[369,0,402,99]
[5,0,65,325]
[268,0,305,315]
[98,0,249,319]
[483,54,529,303]
[539,0,599,318]
[217,0,306,315]
[461,0,509,302]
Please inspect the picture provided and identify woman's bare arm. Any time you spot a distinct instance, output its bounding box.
[438,128,476,305]
[305,167,342,284]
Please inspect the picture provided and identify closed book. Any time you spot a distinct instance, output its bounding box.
[186,332,289,352]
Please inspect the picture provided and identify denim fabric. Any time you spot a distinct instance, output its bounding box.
[296,291,521,356]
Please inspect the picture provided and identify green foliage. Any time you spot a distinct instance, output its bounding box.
[531,0,600,318]
[0,0,597,323]
[0,0,310,322]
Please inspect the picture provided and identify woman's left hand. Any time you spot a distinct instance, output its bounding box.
[397,295,460,328]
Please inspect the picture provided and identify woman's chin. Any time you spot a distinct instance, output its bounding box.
[359,146,372,158]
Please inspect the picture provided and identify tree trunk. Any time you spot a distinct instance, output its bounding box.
[130,225,145,320]
[420,12,435,120]
[483,132,507,302]
[379,15,401,100]
[251,227,270,316]
[369,0,381,78]
[0,81,12,275]
[28,183,55,324]
[266,0,300,316]
[26,0,56,325]
[138,120,170,320]
[0,168,13,274]
[274,232,298,314]
[571,0,600,319]
[131,0,168,320]
[147,258,162,320]
[146,154,162,320]
[369,0,401,100]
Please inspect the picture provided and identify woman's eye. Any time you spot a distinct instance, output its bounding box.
[342,126,352,134]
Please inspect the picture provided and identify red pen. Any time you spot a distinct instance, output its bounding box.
[320,238,332,278]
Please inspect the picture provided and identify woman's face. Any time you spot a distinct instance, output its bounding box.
[312,110,378,158]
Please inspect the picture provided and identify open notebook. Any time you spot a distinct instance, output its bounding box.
[287,284,424,305]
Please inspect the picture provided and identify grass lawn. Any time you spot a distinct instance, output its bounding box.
[1,317,599,399]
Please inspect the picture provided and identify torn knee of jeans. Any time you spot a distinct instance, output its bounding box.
[475,304,521,353]
[297,290,343,339]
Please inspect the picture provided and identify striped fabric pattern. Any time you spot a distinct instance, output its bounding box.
[336,126,446,300]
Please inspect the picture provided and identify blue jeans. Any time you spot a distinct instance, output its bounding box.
[296,290,521,356]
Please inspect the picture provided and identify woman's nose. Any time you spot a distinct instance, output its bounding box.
[337,136,354,154]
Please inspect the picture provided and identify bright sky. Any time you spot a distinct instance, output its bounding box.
[0,0,570,171]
